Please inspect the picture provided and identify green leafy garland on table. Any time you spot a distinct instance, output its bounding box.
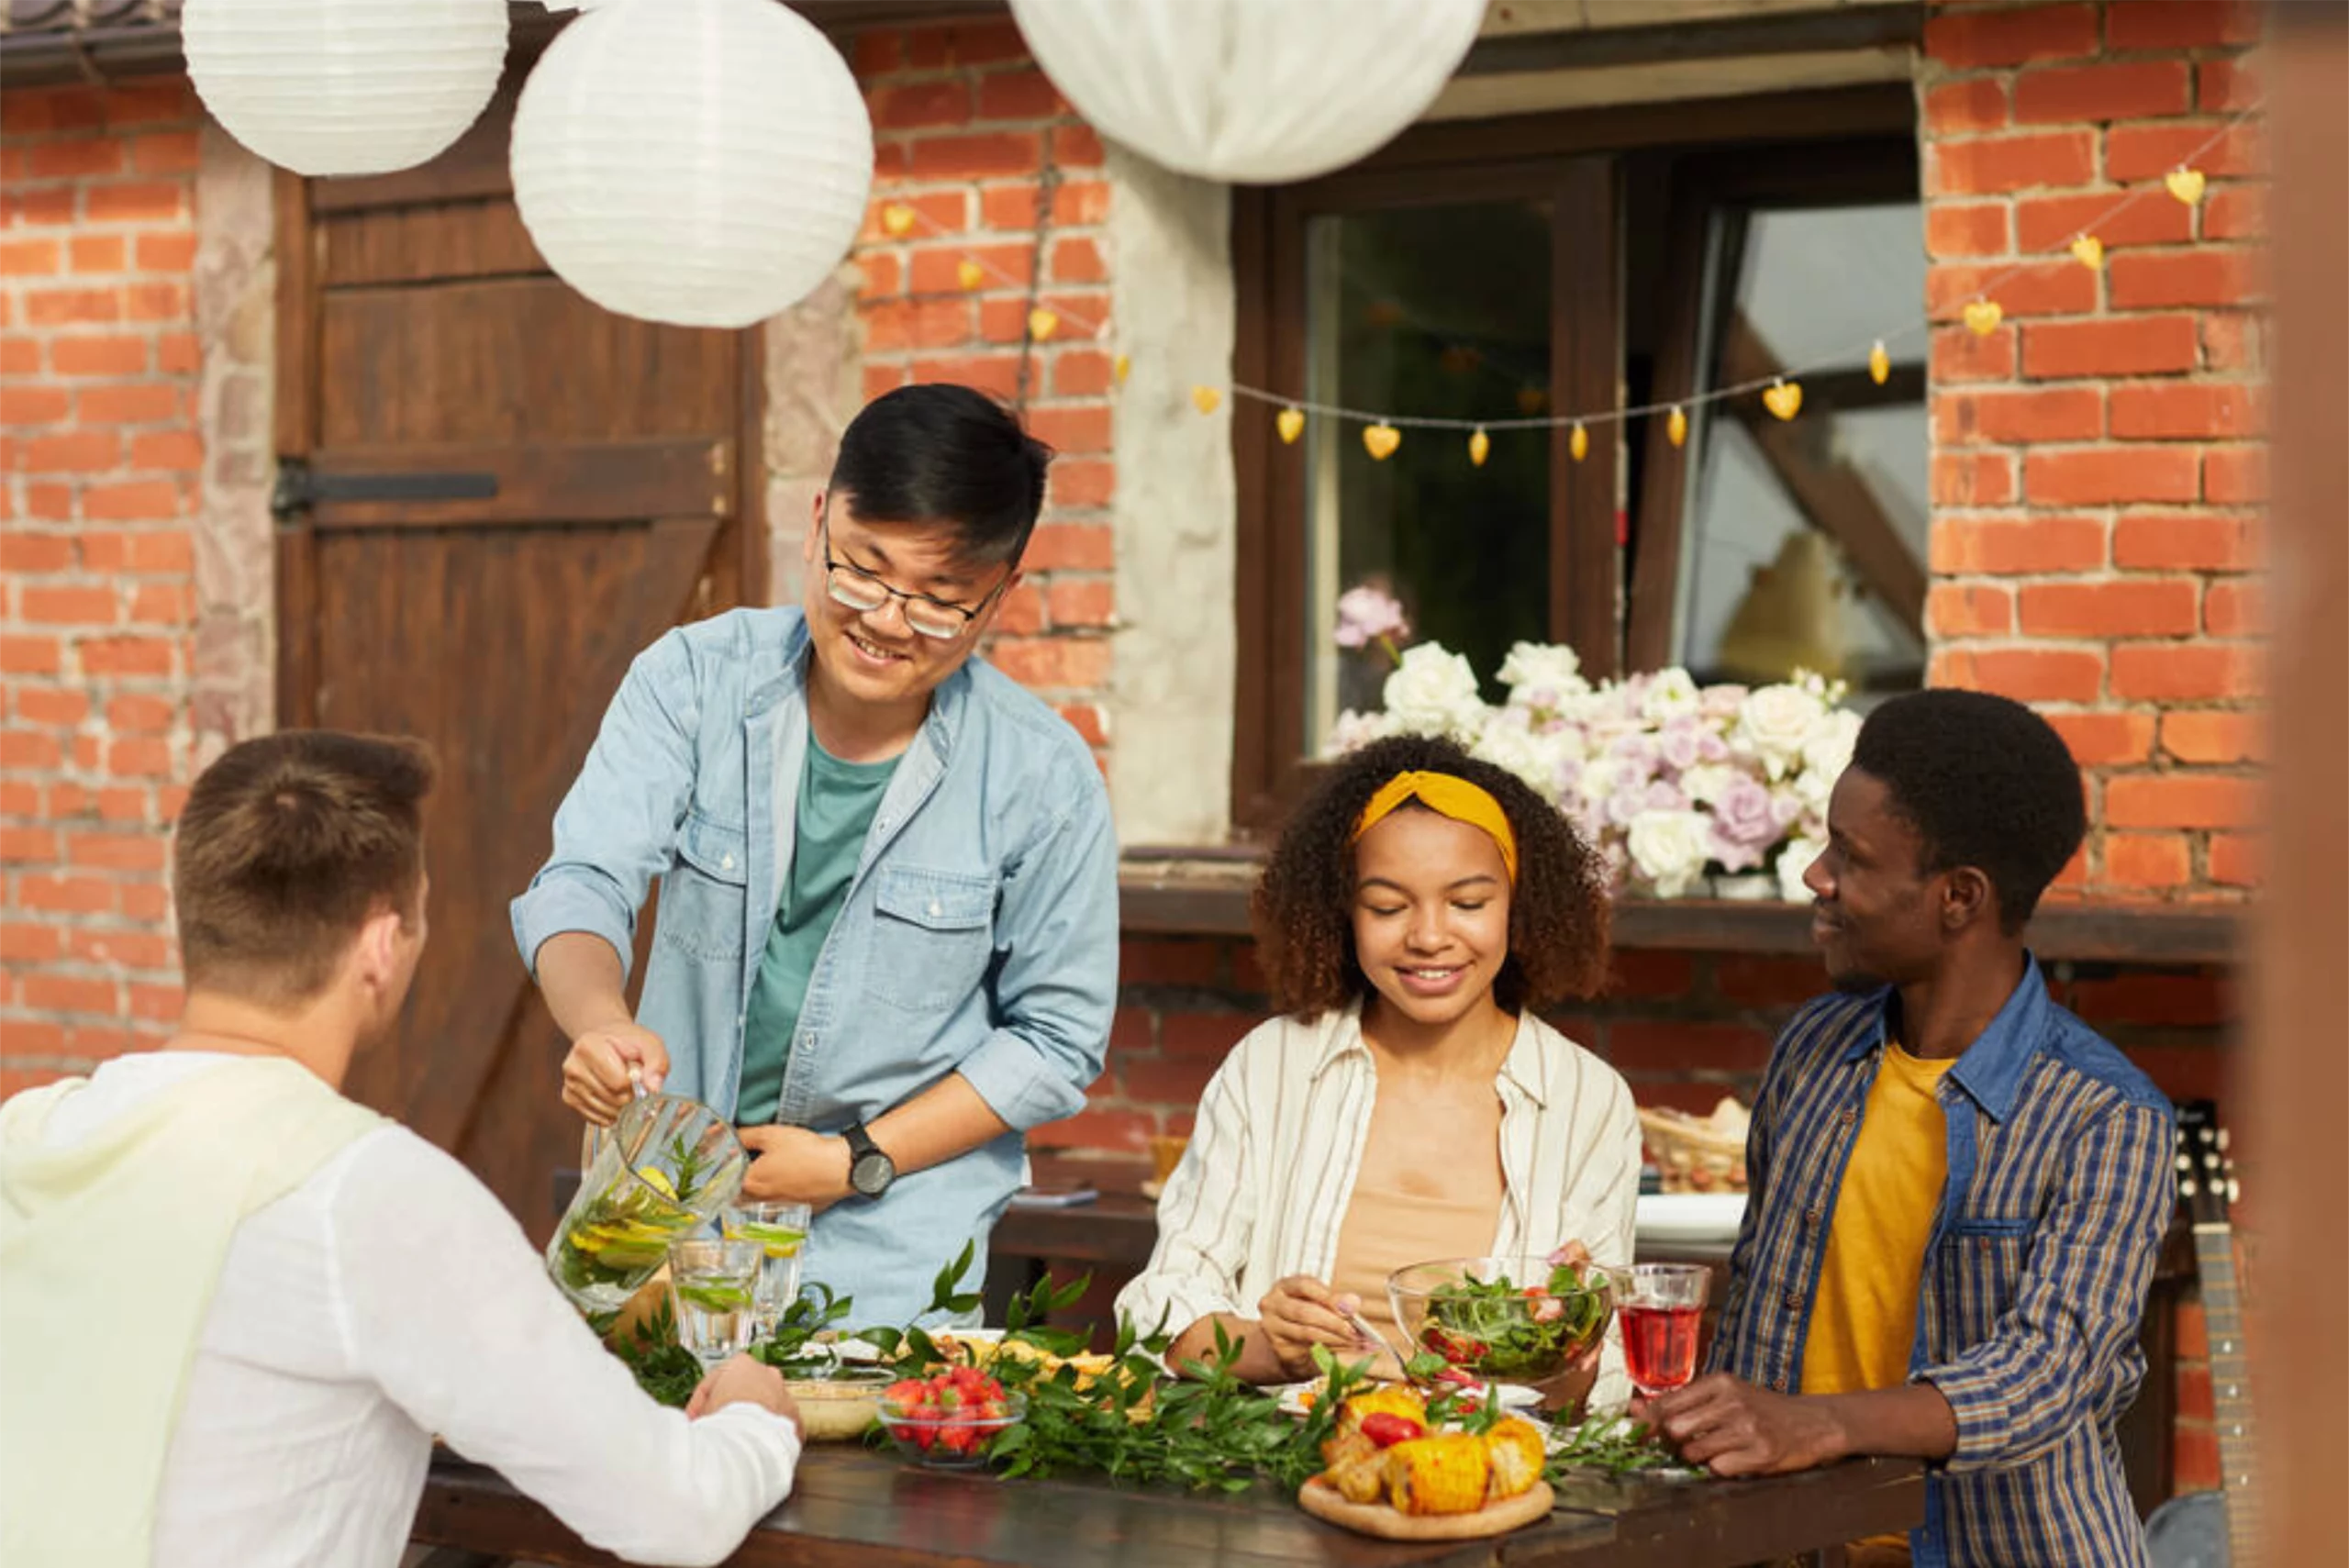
[607,1246,1686,1487]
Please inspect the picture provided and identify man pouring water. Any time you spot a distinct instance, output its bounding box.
[512,385,1119,1326]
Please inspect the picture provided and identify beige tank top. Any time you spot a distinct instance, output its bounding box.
[1329,1181,1504,1340]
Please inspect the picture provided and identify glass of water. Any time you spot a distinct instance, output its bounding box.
[720,1200,811,1340]
[667,1239,763,1365]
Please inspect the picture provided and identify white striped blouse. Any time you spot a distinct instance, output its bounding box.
[1116,1002,1642,1407]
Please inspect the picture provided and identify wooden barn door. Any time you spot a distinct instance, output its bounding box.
[272,89,763,1238]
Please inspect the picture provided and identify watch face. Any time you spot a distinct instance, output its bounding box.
[852,1151,896,1196]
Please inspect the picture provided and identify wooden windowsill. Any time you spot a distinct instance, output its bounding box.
[1118,851,2243,966]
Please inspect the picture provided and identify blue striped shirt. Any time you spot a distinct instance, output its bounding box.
[1709,955,2176,1568]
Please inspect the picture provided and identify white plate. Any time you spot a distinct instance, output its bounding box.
[1633,1193,1746,1245]
[818,1336,886,1364]
[1282,1380,1545,1419]
[1273,1382,1324,1418]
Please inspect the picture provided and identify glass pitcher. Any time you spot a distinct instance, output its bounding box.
[545,1093,749,1314]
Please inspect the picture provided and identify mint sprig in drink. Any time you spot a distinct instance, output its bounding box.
[668,1239,763,1365]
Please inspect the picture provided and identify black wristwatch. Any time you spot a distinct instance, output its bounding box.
[842,1121,896,1199]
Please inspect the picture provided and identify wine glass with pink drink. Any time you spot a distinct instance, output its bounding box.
[1617,1262,1711,1396]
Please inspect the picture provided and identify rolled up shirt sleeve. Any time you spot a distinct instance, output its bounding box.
[954,775,1119,1131]
[1917,1097,2175,1474]
[511,630,702,986]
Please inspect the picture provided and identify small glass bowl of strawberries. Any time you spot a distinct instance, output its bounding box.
[878,1365,1027,1469]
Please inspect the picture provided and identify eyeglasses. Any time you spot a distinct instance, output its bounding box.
[819,516,1011,640]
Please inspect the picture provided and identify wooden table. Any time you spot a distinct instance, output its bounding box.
[412,1444,1922,1568]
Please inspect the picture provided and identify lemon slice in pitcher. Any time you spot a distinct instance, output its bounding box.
[636,1166,677,1198]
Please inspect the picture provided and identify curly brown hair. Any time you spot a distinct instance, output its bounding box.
[1251,733,1612,1018]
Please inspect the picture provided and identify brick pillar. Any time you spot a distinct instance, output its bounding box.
[2,82,207,1089]
[1920,0,2266,900]
[849,19,1118,765]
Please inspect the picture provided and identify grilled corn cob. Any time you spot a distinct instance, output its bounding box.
[1482,1416,1546,1500]
[1382,1433,1492,1516]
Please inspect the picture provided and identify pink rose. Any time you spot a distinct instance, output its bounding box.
[1712,773,1784,851]
[1656,718,1702,773]
[1334,585,1409,651]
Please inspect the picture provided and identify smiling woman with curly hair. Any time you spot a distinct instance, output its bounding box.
[1117,734,1639,1411]
[1252,734,1614,1018]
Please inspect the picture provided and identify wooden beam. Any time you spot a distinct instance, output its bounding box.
[1553,157,1622,678]
[1346,83,1916,178]
[1117,858,2243,966]
[1718,313,1928,635]
[1459,4,1923,78]
[2251,14,2349,1567]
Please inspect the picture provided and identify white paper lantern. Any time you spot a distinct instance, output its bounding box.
[1007,0,1486,185]
[183,0,507,177]
[510,0,874,330]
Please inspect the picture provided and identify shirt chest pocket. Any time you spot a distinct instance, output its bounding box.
[655,814,749,961]
[869,865,996,1014]
[1935,1215,2032,1350]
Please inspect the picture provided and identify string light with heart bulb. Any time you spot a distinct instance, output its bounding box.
[863,103,2256,465]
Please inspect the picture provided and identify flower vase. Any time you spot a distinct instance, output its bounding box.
[1709,872,1778,902]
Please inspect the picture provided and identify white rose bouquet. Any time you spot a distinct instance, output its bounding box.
[1320,593,1860,901]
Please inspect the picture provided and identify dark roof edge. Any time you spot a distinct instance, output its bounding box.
[2,20,184,88]
[0,0,1006,89]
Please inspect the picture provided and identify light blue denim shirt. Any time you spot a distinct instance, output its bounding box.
[512,607,1119,1327]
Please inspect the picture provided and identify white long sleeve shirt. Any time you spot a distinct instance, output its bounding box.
[37,1052,800,1568]
[1116,1005,1642,1407]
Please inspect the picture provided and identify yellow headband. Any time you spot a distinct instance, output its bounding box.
[1350,771,1520,884]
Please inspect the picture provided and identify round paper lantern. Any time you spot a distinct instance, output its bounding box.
[510,0,874,329]
[1007,0,1486,184]
[183,0,507,177]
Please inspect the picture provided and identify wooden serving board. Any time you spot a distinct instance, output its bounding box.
[1297,1479,1554,1540]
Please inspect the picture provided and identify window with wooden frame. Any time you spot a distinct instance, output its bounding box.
[1230,85,1924,832]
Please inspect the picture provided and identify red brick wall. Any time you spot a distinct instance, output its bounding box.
[0,80,205,1094]
[1920,0,2266,900]
[849,18,1117,762]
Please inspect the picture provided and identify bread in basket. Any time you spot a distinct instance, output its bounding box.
[1637,1096,1750,1193]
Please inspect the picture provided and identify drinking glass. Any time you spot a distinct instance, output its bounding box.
[668,1239,764,1366]
[720,1199,812,1338]
[1616,1262,1711,1396]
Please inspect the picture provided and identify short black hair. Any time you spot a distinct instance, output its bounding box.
[1252,733,1612,1017]
[1850,689,2087,933]
[829,384,1052,564]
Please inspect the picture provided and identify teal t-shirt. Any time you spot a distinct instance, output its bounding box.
[736,740,897,1126]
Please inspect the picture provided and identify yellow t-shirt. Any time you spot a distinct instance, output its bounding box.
[1801,1043,1957,1396]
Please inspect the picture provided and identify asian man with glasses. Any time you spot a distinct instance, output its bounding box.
[513,385,1118,1327]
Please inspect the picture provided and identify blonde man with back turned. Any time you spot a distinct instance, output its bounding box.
[0,731,803,1568]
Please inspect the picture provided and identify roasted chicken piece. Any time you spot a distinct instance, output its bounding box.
[1481,1416,1546,1500]
[1382,1433,1492,1517]
[1316,1429,1390,1505]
